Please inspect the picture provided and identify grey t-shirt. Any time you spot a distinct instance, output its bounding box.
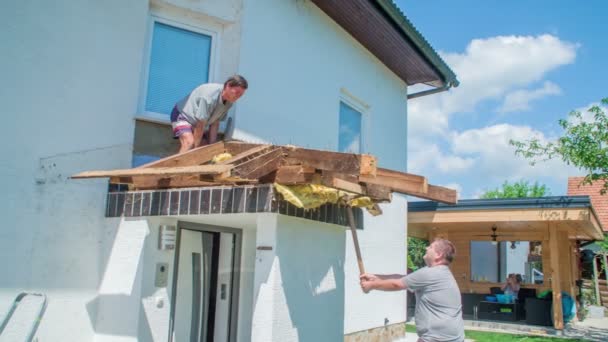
[403,265,464,342]
[175,83,232,125]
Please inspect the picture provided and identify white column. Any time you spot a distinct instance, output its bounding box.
[251,214,279,342]
[94,218,149,342]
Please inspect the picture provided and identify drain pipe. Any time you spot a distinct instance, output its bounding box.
[407,84,451,100]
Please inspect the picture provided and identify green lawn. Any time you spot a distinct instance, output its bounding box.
[405,324,589,342]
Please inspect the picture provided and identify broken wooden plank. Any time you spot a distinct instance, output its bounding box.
[232,147,284,179]
[136,141,226,168]
[274,165,316,184]
[72,165,233,179]
[407,184,458,204]
[283,147,377,176]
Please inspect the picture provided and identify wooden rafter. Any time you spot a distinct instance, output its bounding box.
[71,141,458,204]
[137,141,226,168]
[73,164,233,179]
[406,184,457,204]
[231,147,284,179]
[217,144,272,166]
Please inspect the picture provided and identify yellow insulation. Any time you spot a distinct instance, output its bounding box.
[274,183,379,215]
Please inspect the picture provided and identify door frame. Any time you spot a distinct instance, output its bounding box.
[168,221,243,342]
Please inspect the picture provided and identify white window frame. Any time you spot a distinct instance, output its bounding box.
[338,87,370,153]
[137,13,221,124]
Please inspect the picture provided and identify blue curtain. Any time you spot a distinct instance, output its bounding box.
[145,22,211,116]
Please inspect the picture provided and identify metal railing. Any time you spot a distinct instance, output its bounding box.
[0,292,47,342]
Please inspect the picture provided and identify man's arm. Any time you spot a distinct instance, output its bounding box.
[360,273,407,293]
[207,121,220,144]
[192,120,207,148]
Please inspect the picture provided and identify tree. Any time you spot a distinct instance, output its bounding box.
[480,180,550,198]
[407,237,429,271]
[511,98,608,253]
[510,98,608,194]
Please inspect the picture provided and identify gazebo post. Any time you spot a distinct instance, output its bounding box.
[548,224,564,329]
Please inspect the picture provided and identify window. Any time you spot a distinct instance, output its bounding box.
[133,18,215,166]
[470,241,543,284]
[338,102,362,153]
[143,21,212,118]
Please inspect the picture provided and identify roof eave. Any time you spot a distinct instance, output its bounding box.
[373,0,460,88]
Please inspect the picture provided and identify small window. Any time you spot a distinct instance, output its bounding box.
[338,102,362,153]
[143,21,212,118]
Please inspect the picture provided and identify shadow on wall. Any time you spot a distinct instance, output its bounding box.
[277,218,346,342]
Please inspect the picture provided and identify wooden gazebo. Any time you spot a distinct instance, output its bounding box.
[408,197,604,329]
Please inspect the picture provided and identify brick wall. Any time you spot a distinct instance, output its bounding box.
[567,177,608,231]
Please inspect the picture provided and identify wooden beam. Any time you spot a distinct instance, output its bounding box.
[274,165,315,184]
[284,147,376,176]
[406,184,458,205]
[549,223,564,330]
[136,141,226,168]
[72,164,233,179]
[232,147,284,179]
[224,141,265,156]
[365,184,392,202]
[329,177,365,195]
[359,173,426,194]
[217,145,272,165]
[127,175,218,190]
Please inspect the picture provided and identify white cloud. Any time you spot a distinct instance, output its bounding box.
[497,81,562,113]
[408,34,577,138]
[407,34,580,197]
[449,124,580,182]
[408,143,475,175]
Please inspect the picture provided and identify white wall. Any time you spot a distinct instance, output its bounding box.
[236,0,408,171]
[251,214,346,342]
[0,0,244,340]
[236,0,409,335]
[345,195,408,333]
[0,0,148,340]
[2,0,412,339]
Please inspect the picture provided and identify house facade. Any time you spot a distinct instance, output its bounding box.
[1,0,456,341]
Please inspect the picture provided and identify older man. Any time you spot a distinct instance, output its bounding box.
[360,238,464,342]
[171,75,248,153]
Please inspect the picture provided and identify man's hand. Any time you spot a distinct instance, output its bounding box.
[360,273,378,293]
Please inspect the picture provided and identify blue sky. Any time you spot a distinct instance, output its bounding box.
[396,0,608,198]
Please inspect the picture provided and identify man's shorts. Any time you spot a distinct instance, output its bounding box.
[170,106,193,138]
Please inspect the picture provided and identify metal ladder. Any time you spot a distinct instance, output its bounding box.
[0,292,47,342]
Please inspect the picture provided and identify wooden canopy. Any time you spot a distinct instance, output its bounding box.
[408,197,604,330]
[72,141,457,205]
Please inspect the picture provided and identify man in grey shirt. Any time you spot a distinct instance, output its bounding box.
[360,238,465,342]
[171,75,248,154]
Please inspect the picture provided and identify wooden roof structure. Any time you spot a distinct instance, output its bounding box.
[73,141,457,205]
[408,197,604,330]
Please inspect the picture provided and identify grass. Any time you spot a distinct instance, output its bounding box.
[405,324,590,342]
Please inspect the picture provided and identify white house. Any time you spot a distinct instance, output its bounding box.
[1,0,458,341]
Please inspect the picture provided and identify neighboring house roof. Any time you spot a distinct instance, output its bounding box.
[311,0,459,88]
[409,196,597,212]
[408,196,604,241]
[568,177,608,231]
